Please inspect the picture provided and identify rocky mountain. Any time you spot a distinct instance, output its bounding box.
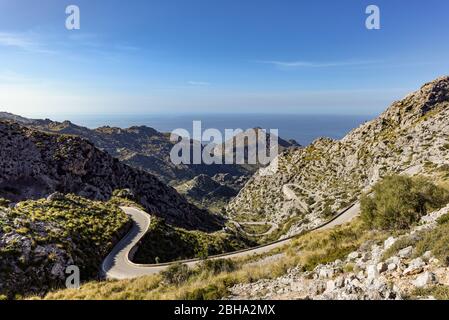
[213,127,300,163]
[0,120,222,231]
[227,76,449,237]
[0,114,299,211]
[17,76,449,301]
[0,115,251,183]
[175,174,241,212]
[0,112,34,124]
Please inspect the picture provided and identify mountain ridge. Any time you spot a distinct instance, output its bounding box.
[0,120,222,231]
[0,112,299,212]
[228,76,449,237]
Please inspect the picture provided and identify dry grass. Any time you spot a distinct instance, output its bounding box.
[40,218,389,300]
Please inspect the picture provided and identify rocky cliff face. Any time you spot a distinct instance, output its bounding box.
[228,76,449,236]
[0,121,221,231]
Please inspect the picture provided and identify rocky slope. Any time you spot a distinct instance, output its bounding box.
[0,121,221,231]
[0,114,299,211]
[175,174,239,213]
[228,76,449,236]
[228,204,449,300]
[0,195,130,298]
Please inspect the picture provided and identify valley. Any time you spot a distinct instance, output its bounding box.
[1,76,449,300]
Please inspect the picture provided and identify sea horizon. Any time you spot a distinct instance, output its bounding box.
[22,113,374,146]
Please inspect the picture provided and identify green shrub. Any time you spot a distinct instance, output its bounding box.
[437,213,449,225]
[414,220,449,266]
[112,189,135,200]
[381,235,418,261]
[161,263,193,286]
[361,175,449,230]
[133,218,252,264]
[0,198,10,208]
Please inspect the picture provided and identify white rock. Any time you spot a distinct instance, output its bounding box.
[318,267,335,279]
[357,271,365,279]
[398,246,414,259]
[412,272,438,288]
[347,251,360,261]
[386,256,401,265]
[350,278,363,290]
[384,237,397,250]
[422,251,433,260]
[334,259,343,266]
[360,252,371,262]
[326,280,336,292]
[334,276,345,289]
[367,264,379,280]
[371,245,383,262]
[403,258,426,276]
[377,262,388,273]
[387,263,397,272]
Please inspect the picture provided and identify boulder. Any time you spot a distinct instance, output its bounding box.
[371,245,383,262]
[387,263,397,272]
[367,264,379,280]
[422,251,433,261]
[46,192,65,201]
[384,237,396,250]
[412,272,438,288]
[326,280,336,292]
[403,258,426,276]
[398,246,414,259]
[377,262,388,273]
[386,256,401,265]
[334,276,345,289]
[318,267,335,279]
[347,251,360,261]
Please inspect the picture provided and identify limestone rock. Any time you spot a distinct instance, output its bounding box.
[403,258,426,276]
[412,272,438,288]
[398,246,414,259]
[384,237,396,250]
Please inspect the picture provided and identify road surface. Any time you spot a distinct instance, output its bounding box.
[102,203,360,280]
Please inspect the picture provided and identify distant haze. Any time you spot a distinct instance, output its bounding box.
[35,113,372,145]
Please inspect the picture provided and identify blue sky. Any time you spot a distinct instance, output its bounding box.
[0,0,448,117]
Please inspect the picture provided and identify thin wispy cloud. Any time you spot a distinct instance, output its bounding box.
[255,59,379,69]
[0,32,55,54]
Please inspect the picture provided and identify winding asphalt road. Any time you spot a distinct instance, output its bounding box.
[101,203,361,280]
